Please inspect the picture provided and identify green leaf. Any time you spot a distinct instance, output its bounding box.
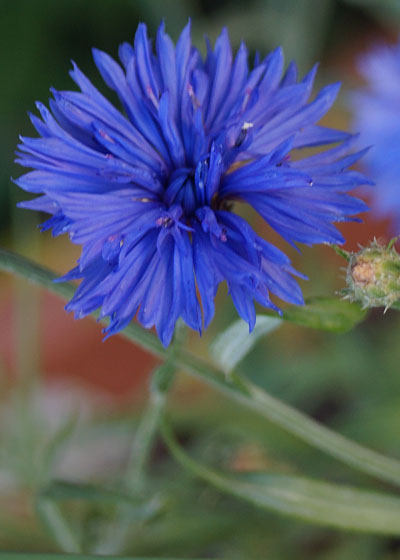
[280,296,367,333]
[38,480,163,522]
[211,297,366,374]
[209,297,365,373]
[162,421,400,535]
[39,480,139,506]
[3,250,400,488]
[234,472,400,533]
[35,498,81,554]
[36,481,164,554]
[41,413,78,476]
[210,316,282,373]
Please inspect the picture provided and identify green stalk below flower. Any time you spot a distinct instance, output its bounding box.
[2,249,400,488]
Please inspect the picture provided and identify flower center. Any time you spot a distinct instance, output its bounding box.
[163,168,198,215]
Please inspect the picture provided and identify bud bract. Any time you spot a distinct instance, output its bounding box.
[345,240,400,309]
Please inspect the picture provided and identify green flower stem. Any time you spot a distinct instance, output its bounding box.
[94,340,179,555]
[125,325,183,492]
[2,249,400,487]
[160,419,232,492]
[35,498,81,553]
[125,363,175,492]
[160,420,400,535]
[176,355,400,487]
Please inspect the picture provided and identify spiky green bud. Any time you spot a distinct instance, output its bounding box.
[344,239,400,310]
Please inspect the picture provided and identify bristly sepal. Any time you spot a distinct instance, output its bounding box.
[345,239,400,310]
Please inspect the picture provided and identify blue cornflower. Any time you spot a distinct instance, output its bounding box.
[16,22,368,346]
[351,38,400,230]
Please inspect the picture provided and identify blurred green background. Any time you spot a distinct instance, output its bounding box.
[2,1,400,559]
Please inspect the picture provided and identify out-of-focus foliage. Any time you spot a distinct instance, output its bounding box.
[2,1,400,559]
[3,304,400,559]
[0,0,395,233]
[344,0,400,22]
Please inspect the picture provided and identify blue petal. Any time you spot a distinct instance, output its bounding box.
[14,21,371,345]
[204,28,233,127]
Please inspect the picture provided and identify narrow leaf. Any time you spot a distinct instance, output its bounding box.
[2,250,400,488]
[210,315,282,373]
[211,297,366,374]
[39,480,139,506]
[280,296,367,333]
[35,498,81,553]
[162,421,400,535]
[234,472,400,533]
[38,480,164,522]
[41,413,78,474]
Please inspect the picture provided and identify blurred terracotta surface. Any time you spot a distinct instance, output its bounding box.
[1,197,392,402]
[0,235,159,400]
[1,287,157,401]
[339,195,394,252]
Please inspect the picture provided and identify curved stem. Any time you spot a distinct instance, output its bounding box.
[2,249,400,487]
[175,355,400,487]
[94,337,180,555]
[126,360,177,493]
[161,420,400,535]
[35,499,81,554]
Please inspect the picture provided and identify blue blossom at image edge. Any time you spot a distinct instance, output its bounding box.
[351,37,400,230]
[15,22,370,346]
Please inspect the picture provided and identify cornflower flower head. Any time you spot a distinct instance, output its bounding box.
[351,37,400,229]
[16,22,369,346]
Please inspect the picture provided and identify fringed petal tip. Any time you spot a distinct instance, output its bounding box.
[13,20,369,345]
